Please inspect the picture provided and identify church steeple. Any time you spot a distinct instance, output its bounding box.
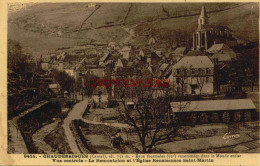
[193,5,210,51]
[198,5,209,27]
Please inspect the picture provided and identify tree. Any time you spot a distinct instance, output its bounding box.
[228,59,246,93]
[117,86,177,153]
[8,39,50,116]
[214,63,229,94]
[75,71,98,97]
[196,69,206,97]
[8,39,40,92]
[8,39,33,76]
[238,47,259,91]
[51,69,75,93]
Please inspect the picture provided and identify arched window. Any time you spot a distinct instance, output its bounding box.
[202,34,205,46]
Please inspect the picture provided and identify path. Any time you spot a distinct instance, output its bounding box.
[78,4,102,31]
[8,120,28,154]
[62,100,89,154]
[32,121,59,154]
[82,118,132,129]
[63,99,133,153]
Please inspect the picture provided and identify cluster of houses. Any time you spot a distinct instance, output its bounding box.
[40,6,244,105]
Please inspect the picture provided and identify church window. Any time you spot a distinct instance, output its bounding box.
[202,34,205,46]
[196,33,199,44]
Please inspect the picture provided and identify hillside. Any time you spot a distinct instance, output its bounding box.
[8,3,259,56]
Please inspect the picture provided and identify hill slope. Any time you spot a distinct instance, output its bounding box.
[8,3,259,56]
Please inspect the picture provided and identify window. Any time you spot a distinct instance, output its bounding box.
[191,69,195,75]
[202,34,205,45]
[198,68,202,75]
[176,69,180,75]
[176,77,180,84]
[190,85,196,94]
[196,34,199,45]
[206,68,210,74]
[206,77,209,83]
[177,87,180,94]
[191,87,195,94]
[184,69,187,75]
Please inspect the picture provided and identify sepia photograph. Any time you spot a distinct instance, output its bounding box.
[6,1,260,157]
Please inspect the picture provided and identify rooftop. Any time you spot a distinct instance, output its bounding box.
[172,56,214,69]
[171,99,256,112]
[207,44,231,53]
[173,47,187,55]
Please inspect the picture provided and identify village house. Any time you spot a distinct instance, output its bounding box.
[119,46,132,60]
[159,63,172,78]
[87,2,96,8]
[171,56,214,95]
[99,51,111,66]
[172,47,188,60]
[48,83,61,96]
[114,58,130,70]
[139,48,152,58]
[148,36,156,45]
[150,51,163,66]
[88,66,105,78]
[39,58,50,71]
[64,63,76,78]
[207,43,237,63]
[107,42,120,51]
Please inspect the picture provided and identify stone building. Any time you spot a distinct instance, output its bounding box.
[192,6,235,51]
[171,56,214,95]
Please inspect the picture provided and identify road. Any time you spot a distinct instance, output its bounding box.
[63,99,133,154]
[62,100,89,154]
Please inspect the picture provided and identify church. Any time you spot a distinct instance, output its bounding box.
[192,6,236,51]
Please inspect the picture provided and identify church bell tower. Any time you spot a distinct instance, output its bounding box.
[193,5,209,51]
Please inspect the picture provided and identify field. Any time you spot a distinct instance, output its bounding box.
[8,3,259,56]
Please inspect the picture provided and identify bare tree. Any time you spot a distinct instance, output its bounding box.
[117,86,177,153]
[196,74,206,97]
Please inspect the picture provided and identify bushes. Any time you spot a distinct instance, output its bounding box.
[107,100,119,108]
[225,91,247,99]
[16,102,61,153]
[44,122,73,154]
